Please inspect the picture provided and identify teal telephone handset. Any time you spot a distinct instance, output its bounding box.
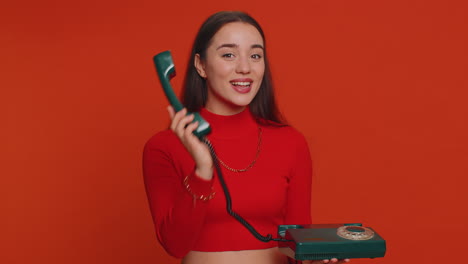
[152,50,386,261]
[153,50,211,138]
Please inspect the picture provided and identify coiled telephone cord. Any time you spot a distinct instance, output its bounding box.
[202,137,290,243]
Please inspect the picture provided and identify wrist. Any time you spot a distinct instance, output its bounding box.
[183,171,215,202]
[195,165,213,180]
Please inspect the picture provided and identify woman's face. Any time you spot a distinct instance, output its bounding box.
[195,22,265,115]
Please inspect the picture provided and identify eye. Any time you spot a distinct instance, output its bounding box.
[222,53,235,59]
[251,54,262,60]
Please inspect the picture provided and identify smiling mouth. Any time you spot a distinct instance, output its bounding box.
[230,81,252,94]
[230,81,252,87]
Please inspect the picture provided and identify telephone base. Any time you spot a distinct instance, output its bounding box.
[278,223,386,260]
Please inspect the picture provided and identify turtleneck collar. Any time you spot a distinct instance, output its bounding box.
[200,107,258,139]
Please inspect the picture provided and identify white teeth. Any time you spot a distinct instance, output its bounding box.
[231,81,251,86]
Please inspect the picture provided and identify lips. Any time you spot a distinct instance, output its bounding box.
[230,78,253,94]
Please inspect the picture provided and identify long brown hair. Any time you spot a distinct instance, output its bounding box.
[181,11,285,125]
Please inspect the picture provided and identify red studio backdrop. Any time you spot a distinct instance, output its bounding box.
[3,0,467,263]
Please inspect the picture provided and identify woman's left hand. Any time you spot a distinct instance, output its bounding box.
[303,258,350,264]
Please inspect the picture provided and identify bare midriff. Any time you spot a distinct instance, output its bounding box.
[181,247,288,264]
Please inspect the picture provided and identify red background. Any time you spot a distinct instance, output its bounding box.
[3,0,467,263]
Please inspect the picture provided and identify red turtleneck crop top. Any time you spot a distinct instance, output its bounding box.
[143,108,312,258]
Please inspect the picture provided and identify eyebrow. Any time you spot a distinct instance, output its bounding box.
[216,43,265,50]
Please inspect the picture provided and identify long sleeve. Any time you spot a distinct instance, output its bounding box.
[284,131,313,225]
[142,131,214,258]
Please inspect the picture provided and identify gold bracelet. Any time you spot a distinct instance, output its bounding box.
[183,175,215,202]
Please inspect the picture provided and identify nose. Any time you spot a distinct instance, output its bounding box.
[235,55,251,74]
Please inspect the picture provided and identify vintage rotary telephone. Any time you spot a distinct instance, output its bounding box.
[152,50,386,261]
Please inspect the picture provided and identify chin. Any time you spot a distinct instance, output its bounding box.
[231,93,257,106]
[230,99,254,108]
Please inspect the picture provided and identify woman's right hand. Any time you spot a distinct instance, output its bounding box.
[168,106,213,180]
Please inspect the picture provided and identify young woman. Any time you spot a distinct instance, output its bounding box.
[143,11,349,264]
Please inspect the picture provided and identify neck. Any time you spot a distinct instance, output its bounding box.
[205,104,247,116]
[200,107,257,139]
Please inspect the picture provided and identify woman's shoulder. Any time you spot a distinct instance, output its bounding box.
[261,123,308,145]
[261,121,304,136]
[144,129,180,151]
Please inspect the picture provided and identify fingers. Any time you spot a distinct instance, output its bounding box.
[174,113,194,136]
[169,108,197,138]
[184,120,199,138]
[329,258,350,263]
[309,260,329,264]
[329,258,350,264]
[309,258,350,264]
[167,105,175,119]
[169,107,188,132]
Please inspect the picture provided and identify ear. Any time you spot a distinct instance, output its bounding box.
[194,54,207,78]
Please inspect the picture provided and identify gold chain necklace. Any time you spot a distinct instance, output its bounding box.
[206,126,262,173]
